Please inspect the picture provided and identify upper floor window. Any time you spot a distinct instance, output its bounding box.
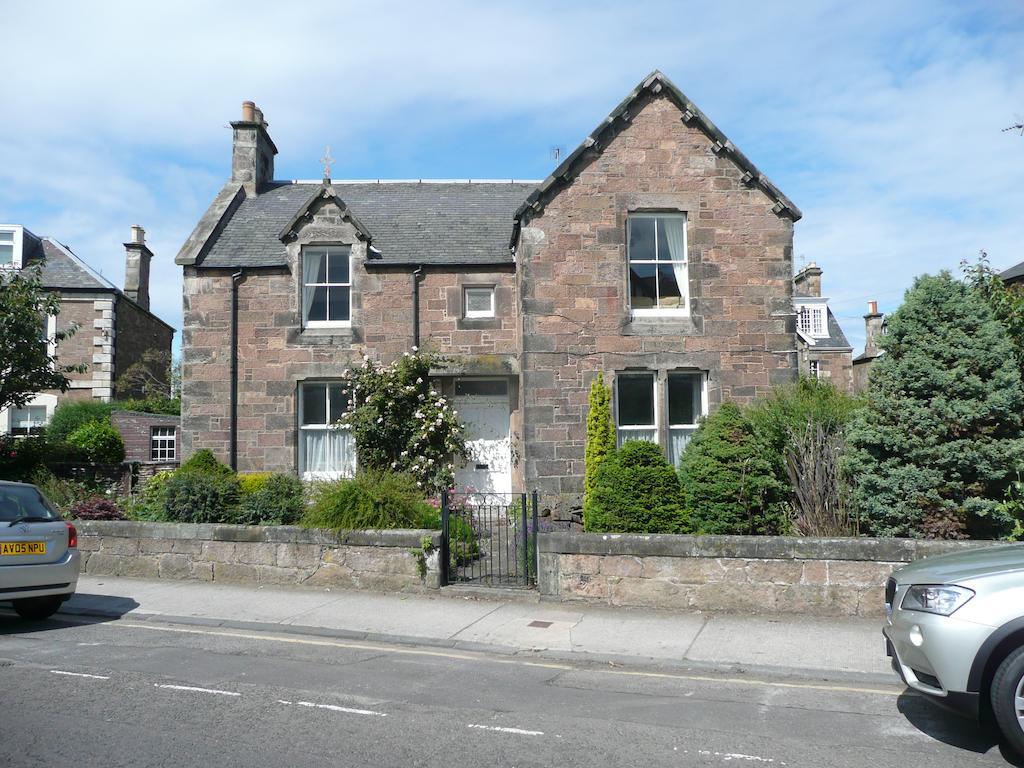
[797,304,826,337]
[0,226,24,269]
[302,246,351,327]
[464,286,495,319]
[627,213,687,316]
[299,381,355,480]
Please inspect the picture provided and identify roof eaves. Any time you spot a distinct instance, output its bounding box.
[511,70,801,246]
[176,183,246,266]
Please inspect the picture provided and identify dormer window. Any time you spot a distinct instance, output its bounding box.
[302,245,351,328]
[0,226,24,269]
[797,304,826,338]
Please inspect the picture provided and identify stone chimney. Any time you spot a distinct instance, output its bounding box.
[231,100,278,195]
[124,225,152,310]
[863,300,884,357]
[794,262,823,297]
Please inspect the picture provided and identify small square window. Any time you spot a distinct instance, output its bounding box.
[464,287,495,319]
[151,426,177,461]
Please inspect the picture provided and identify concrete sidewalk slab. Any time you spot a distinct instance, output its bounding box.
[62,576,890,679]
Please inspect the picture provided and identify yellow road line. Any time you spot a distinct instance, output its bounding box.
[97,619,902,698]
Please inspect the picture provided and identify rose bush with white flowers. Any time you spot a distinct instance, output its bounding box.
[337,352,467,493]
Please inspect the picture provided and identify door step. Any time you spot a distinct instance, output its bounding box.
[441,584,540,603]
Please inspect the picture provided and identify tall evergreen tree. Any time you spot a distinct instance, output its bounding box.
[847,272,1024,539]
[583,375,615,527]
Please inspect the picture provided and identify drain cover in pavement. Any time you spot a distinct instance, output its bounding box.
[528,620,553,628]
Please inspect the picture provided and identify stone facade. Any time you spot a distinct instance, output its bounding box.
[77,521,442,591]
[538,532,988,616]
[517,90,797,514]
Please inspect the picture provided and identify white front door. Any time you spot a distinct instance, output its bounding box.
[453,380,512,495]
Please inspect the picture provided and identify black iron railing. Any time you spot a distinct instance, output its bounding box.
[440,491,539,588]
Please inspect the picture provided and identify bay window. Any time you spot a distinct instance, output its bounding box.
[298,382,355,479]
[627,213,688,316]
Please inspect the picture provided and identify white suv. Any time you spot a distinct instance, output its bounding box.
[884,544,1024,752]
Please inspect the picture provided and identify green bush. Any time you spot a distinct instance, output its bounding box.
[583,375,615,529]
[179,449,233,477]
[124,470,174,521]
[585,441,689,534]
[113,396,180,415]
[162,470,241,524]
[46,401,115,443]
[303,471,438,531]
[0,435,53,481]
[29,468,93,514]
[679,402,788,535]
[237,473,306,526]
[66,420,125,464]
[847,272,1024,539]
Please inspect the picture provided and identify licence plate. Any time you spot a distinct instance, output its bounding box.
[0,541,46,556]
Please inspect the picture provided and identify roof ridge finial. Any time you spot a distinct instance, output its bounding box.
[320,145,335,182]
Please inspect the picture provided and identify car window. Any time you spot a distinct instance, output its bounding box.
[0,486,59,522]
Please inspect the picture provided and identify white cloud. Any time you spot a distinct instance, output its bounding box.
[1,0,1022,356]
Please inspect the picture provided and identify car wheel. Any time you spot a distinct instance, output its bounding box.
[991,646,1024,755]
[12,596,64,621]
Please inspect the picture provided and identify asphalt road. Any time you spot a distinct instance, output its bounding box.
[0,611,1021,768]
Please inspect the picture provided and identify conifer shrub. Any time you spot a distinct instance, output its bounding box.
[678,402,788,535]
[846,272,1024,539]
[583,375,615,529]
[161,470,241,524]
[585,440,689,533]
[178,449,233,477]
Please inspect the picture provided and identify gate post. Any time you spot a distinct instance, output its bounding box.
[520,493,529,586]
[531,490,539,585]
[440,490,450,587]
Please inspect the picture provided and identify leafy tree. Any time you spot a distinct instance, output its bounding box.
[66,421,126,464]
[339,353,466,494]
[586,440,688,533]
[0,265,83,412]
[116,349,173,399]
[583,375,615,528]
[679,402,788,535]
[46,400,115,442]
[846,272,1024,539]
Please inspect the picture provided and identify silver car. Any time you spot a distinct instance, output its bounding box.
[0,480,80,620]
[884,544,1024,752]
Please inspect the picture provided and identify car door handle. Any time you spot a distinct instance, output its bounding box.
[475,464,489,470]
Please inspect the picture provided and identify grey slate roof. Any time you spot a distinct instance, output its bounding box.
[24,237,118,291]
[818,307,852,350]
[1000,260,1024,284]
[196,181,537,268]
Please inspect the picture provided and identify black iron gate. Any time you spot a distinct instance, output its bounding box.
[440,491,539,588]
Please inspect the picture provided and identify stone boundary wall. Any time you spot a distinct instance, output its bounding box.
[537,532,991,616]
[77,521,442,592]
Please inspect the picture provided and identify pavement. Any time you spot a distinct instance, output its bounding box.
[60,575,892,682]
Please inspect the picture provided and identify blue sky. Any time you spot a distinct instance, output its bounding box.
[3,0,1023,355]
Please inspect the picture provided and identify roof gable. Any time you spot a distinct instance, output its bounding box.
[512,70,801,244]
[278,185,373,244]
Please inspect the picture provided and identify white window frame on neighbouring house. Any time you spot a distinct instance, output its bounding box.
[615,373,658,447]
[796,303,827,338]
[298,381,356,480]
[302,245,352,328]
[667,371,707,468]
[10,406,47,436]
[150,426,177,461]
[808,360,821,379]
[627,213,688,318]
[0,225,24,269]
[463,286,495,319]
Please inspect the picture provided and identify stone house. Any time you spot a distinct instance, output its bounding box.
[176,71,803,520]
[852,300,885,392]
[110,410,181,474]
[792,263,853,391]
[0,224,175,435]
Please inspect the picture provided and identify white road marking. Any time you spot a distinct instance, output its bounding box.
[103,620,902,698]
[154,683,241,697]
[698,750,783,764]
[291,700,386,717]
[50,670,109,680]
[467,724,544,736]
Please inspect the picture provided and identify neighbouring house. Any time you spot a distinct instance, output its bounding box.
[110,410,181,476]
[176,71,802,521]
[999,260,1024,286]
[0,224,175,435]
[852,300,885,392]
[792,263,853,391]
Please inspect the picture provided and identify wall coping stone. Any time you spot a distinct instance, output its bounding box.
[76,521,440,549]
[539,532,995,562]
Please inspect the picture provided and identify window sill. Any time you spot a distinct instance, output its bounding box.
[622,315,700,336]
[457,317,502,331]
[294,326,356,345]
